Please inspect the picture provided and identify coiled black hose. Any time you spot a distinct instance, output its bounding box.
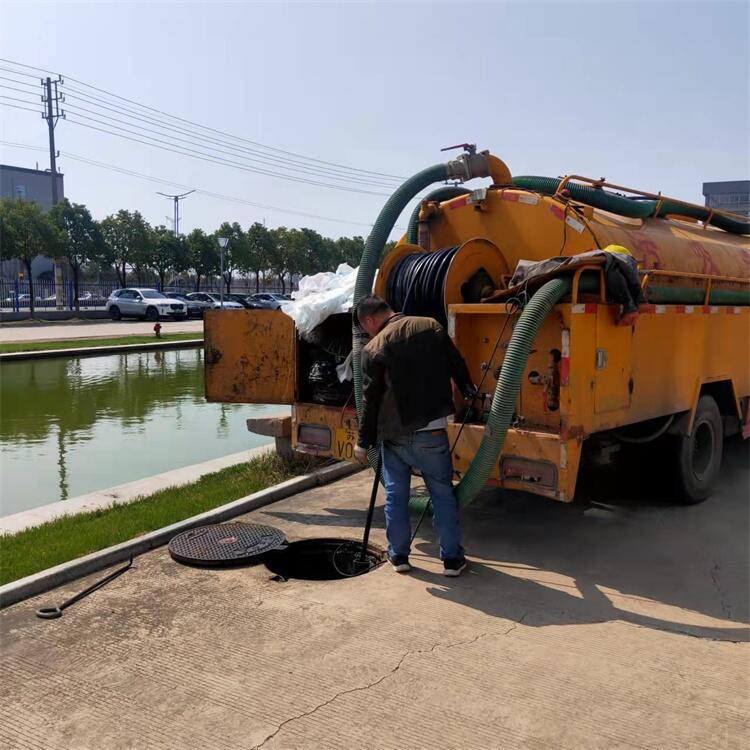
[385,246,459,327]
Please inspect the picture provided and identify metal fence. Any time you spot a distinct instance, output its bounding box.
[0,278,296,311]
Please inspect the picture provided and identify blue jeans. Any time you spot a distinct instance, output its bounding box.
[381,430,464,561]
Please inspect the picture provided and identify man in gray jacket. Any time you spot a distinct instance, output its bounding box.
[354,295,476,576]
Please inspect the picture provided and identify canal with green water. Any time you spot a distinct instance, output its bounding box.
[0,348,282,517]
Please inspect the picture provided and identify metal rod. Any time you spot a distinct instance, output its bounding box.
[36,558,133,620]
[554,174,747,221]
[359,454,382,561]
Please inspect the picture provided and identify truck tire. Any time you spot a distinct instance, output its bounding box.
[671,395,723,504]
[145,306,159,322]
[109,305,121,320]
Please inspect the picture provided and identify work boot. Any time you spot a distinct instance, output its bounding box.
[443,557,468,577]
[389,555,411,573]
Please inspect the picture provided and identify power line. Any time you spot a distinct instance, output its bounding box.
[0,82,42,97]
[60,87,398,186]
[0,93,41,107]
[0,57,403,181]
[0,101,42,115]
[62,115,391,196]
[0,141,399,230]
[0,59,56,75]
[62,76,405,180]
[60,100,395,188]
[0,65,46,80]
[0,74,40,90]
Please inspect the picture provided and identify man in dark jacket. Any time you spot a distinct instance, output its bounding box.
[354,295,476,576]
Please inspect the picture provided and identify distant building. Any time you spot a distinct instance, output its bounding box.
[702,180,750,219]
[0,164,64,281]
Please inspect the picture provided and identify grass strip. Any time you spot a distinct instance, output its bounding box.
[0,452,321,585]
[0,332,201,354]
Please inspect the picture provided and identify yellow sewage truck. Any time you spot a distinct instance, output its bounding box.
[204,147,749,506]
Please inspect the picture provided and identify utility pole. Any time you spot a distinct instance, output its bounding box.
[157,191,195,236]
[42,76,65,308]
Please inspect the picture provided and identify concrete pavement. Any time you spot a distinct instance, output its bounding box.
[1,440,747,749]
[0,318,203,343]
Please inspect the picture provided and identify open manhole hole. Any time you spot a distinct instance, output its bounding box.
[264,538,385,581]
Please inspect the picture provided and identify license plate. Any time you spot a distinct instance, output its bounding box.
[333,428,357,460]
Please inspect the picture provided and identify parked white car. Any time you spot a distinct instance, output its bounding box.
[4,293,41,307]
[185,292,244,310]
[106,288,187,321]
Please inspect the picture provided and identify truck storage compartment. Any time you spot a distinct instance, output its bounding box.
[297,313,353,407]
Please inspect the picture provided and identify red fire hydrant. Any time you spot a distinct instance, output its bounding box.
[153,322,162,338]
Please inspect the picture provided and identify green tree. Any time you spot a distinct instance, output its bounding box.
[268,227,295,293]
[131,219,154,285]
[100,209,149,287]
[0,198,61,316]
[334,235,365,267]
[49,199,104,312]
[185,228,218,291]
[245,221,274,292]
[148,226,185,290]
[295,227,333,275]
[215,221,248,294]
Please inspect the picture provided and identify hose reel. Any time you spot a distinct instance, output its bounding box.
[374,238,510,327]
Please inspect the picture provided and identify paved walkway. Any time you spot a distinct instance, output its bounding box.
[0,318,203,343]
[1,442,748,749]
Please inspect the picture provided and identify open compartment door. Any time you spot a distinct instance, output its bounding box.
[204,309,296,404]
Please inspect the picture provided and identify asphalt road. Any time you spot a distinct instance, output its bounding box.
[0,318,204,343]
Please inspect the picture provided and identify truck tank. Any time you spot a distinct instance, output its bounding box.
[376,182,749,315]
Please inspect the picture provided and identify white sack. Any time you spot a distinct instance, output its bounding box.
[281,263,357,336]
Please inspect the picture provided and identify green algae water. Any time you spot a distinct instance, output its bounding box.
[0,348,284,516]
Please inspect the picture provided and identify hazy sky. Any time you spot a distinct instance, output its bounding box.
[1,1,747,239]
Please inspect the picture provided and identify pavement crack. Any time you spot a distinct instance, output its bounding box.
[709,562,733,619]
[250,616,526,749]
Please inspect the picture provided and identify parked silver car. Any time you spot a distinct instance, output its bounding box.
[107,288,187,321]
[246,292,291,310]
[185,292,244,310]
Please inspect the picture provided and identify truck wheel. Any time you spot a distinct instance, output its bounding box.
[145,306,159,322]
[671,395,723,504]
[109,305,121,320]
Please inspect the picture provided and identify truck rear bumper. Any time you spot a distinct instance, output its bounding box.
[448,423,582,502]
[290,402,582,503]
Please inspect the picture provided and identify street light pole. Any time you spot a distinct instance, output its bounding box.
[218,237,229,309]
[156,191,195,236]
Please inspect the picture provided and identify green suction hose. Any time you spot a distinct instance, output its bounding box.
[512,175,750,235]
[405,186,471,245]
[353,159,574,511]
[454,277,570,505]
[353,163,451,437]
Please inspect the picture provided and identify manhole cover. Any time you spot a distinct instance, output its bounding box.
[169,523,286,566]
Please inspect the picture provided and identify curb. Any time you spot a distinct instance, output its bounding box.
[0,461,361,609]
[0,339,203,362]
